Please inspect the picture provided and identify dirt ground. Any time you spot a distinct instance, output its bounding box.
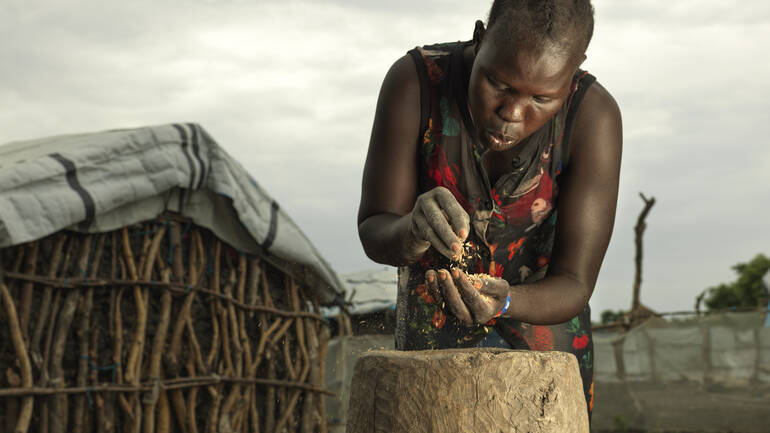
[591,381,770,433]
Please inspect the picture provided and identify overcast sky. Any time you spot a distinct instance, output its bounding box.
[2,0,769,319]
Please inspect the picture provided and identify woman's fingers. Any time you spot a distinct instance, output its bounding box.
[436,270,473,325]
[426,269,511,325]
[420,199,463,259]
[424,270,444,305]
[412,211,456,259]
[475,277,510,300]
[451,269,493,322]
[410,187,471,260]
[434,188,470,241]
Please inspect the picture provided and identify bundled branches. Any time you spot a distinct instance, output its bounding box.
[0,214,332,433]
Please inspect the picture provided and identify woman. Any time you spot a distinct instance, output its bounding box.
[357,0,621,418]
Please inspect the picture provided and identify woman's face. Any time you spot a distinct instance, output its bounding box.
[468,32,578,152]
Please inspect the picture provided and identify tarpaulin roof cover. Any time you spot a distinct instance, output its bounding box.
[322,267,397,317]
[0,123,345,305]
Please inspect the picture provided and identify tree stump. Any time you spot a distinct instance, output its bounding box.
[346,348,588,433]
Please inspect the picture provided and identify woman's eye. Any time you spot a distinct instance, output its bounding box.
[533,96,550,104]
[487,74,504,89]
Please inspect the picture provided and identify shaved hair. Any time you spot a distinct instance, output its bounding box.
[485,0,595,59]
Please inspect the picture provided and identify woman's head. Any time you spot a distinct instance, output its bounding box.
[486,0,594,61]
[467,0,594,152]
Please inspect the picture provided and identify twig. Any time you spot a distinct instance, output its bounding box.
[1,282,35,433]
[18,241,39,343]
[50,234,91,433]
[30,234,66,369]
[301,313,320,433]
[144,268,172,433]
[156,389,171,433]
[317,326,331,433]
[184,357,199,433]
[264,353,276,433]
[247,258,261,318]
[73,234,104,433]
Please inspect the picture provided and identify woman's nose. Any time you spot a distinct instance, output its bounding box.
[497,96,526,123]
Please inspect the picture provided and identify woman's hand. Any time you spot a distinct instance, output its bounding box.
[407,186,471,261]
[425,268,511,325]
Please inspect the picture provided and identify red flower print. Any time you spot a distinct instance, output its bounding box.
[489,262,504,278]
[490,188,502,205]
[432,309,446,329]
[428,167,443,185]
[427,144,473,214]
[442,165,457,185]
[498,169,555,226]
[416,283,434,304]
[537,256,549,268]
[488,243,498,256]
[529,326,554,351]
[572,334,590,350]
[507,237,526,260]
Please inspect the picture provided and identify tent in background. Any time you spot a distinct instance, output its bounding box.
[0,123,346,304]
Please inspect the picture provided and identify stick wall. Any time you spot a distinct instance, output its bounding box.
[0,215,331,433]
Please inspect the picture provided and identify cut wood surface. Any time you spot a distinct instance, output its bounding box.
[346,348,588,433]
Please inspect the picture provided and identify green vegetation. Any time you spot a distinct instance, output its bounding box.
[703,253,770,310]
[600,309,626,325]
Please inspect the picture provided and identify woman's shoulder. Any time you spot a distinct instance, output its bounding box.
[566,78,622,171]
[376,42,459,98]
[573,79,621,135]
[558,73,621,170]
[408,41,472,84]
[411,41,466,58]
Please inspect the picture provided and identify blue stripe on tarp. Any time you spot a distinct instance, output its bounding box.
[173,123,198,212]
[49,153,95,230]
[188,123,207,190]
[262,200,279,252]
[172,123,197,190]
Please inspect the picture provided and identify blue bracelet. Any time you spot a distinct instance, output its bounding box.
[494,293,511,318]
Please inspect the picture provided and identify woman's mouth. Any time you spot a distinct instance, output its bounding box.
[485,130,515,148]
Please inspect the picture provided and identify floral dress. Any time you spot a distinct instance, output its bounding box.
[394,41,597,417]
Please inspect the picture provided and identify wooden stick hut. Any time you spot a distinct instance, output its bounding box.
[0,123,346,433]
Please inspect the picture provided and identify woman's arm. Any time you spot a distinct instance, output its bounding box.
[358,55,470,266]
[426,81,622,325]
[357,54,423,266]
[519,81,623,323]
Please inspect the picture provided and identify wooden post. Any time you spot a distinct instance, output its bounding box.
[632,193,656,312]
[346,349,588,433]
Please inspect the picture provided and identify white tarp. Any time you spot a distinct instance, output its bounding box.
[322,267,398,317]
[594,311,769,386]
[0,123,345,304]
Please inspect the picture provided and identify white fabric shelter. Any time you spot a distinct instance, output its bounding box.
[322,267,398,317]
[0,123,345,304]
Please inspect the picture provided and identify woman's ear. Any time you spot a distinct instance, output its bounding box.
[473,20,486,54]
[575,54,587,70]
